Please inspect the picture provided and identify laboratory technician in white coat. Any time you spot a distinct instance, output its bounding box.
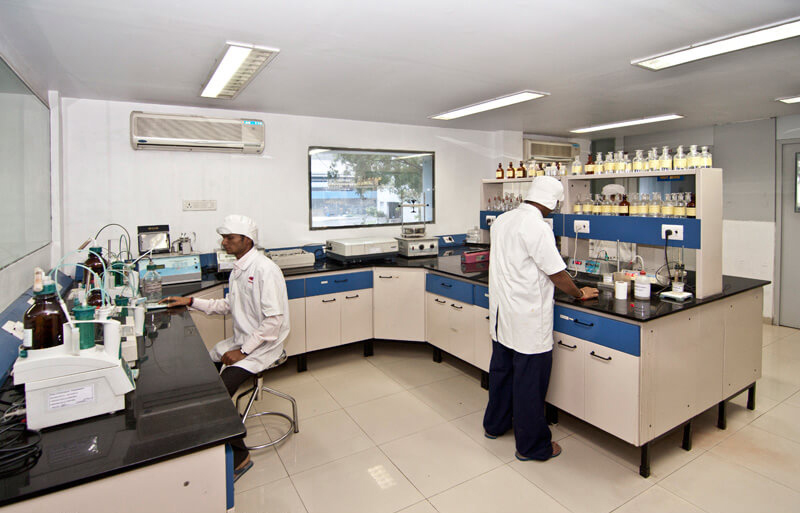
[484,177,598,461]
[162,214,290,481]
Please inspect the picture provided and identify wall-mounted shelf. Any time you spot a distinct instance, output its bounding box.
[555,214,701,249]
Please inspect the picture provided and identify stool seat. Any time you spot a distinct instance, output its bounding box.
[236,351,299,450]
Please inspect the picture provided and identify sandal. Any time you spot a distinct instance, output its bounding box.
[515,442,562,461]
[233,460,254,483]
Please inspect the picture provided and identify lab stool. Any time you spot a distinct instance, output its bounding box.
[236,351,299,449]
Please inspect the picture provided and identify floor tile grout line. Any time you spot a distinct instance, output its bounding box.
[608,483,714,513]
[690,450,800,496]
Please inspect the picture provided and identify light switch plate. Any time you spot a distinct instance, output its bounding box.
[183,200,217,211]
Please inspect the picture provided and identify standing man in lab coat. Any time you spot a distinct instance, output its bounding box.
[484,177,598,461]
[162,214,290,481]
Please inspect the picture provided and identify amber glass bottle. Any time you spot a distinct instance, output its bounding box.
[23,281,67,350]
[618,195,630,216]
[496,163,504,179]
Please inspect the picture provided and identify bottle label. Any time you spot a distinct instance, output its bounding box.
[612,205,620,214]
[625,163,632,172]
[593,205,601,214]
[660,159,672,170]
[23,328,33,348]
[601,205,612,214]
[662,205,675,216]
[619,205,629,214]
[706,157,712,167]
[496,170,504,179]
[536,170,544,177]
[674,158,687,169]
[573,204,582,213]
[649,161,659,171]
[687,157,701,168]
[674,206,687,217]
[506,170,514,179]
[687,207,697,217]
[572,165,582,175]
[635,281,651,299]
[585,164,594,173]
[633,162,644,171]
[604,163,614,173]
[515,169,523,179]
[614,162,625,172]
[648,205,661,215]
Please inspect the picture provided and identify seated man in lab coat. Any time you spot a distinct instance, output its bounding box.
[162,214,290,481]
[484,177,598,461]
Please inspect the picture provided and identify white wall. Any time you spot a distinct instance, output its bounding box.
[60,98,505,260]
[722,220,775,318]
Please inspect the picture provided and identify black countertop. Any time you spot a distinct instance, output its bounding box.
[190,247,768,324]
[0,308,245,506]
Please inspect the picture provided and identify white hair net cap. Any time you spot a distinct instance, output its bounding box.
[217,214,258,244]
[602,184,626,197]
[524,176,564,210]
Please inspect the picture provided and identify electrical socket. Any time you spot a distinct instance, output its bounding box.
[183,199,217,211]
[661,224,683,241]
[485,215,497,226]
[574,220,590,234]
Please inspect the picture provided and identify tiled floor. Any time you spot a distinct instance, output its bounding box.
[235,323,800,513]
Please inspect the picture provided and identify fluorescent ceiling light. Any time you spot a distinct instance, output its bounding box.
[201,42,279,99]
[571,114,684,134]
[776,95,800,104]
[430,90,549,120]
[632,17,800,70]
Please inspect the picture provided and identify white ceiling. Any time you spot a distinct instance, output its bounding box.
[1,0,799,138]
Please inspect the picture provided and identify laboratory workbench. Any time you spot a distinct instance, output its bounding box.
[181,246,768,479]
[187,247,769,323]
[0,308,244,511]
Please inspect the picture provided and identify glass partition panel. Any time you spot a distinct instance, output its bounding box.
[0,56,50,270]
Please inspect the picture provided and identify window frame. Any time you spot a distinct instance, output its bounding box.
[307,146,436,231]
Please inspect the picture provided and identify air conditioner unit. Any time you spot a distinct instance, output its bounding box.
[130,111,265,154]
[523,139,579,161]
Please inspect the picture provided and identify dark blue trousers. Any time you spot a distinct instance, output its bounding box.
[483,340,553,460]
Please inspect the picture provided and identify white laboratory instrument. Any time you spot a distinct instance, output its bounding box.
[326,237,398,263]
[265,248,316,269]
[395,202,439,258]
[13,320,136,430]
[137,254,202,285]
[216,250,237,271]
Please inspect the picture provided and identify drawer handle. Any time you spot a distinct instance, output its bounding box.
[557,340,577,349]
[322,298,337,303]
[450,304,463,310]
[378,275,393,279]
[334,279,348,283]
[573,319,594,328]
[440,283,453,288]
[345,294,359,299]
[590,351,612,361]
[435,298,446,304]
[485,315,489,320]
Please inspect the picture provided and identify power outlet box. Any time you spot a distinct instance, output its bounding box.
[661,224,683,241]
[183,199,217,211]
[485,215,497,226]
[574,220,590,234]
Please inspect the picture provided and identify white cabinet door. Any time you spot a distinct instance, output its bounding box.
[546,332,585,419]
[584,341,640,445]
[373,268,425,341]
[723,288,762,396]
[283,298,306,357]
[447,299,474,364]
[342,289,373,344]
[189,284,225,351]
[425,293,449,352]
[305,293,342,352]
[472,306,492,372]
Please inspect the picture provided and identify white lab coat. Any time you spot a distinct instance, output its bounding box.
[191,247,290,374]
[488,203,566,355]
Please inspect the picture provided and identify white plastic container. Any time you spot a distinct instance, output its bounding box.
[615,281,628,300]
[634,272,651,300]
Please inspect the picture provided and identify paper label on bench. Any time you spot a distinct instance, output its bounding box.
[48,384,95,410]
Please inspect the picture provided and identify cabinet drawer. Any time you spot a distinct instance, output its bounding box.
[473,285,489,309]
[286,278,305,300]
[553,305,640,356]
[306,271,373,296]
[425,274,473,304]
